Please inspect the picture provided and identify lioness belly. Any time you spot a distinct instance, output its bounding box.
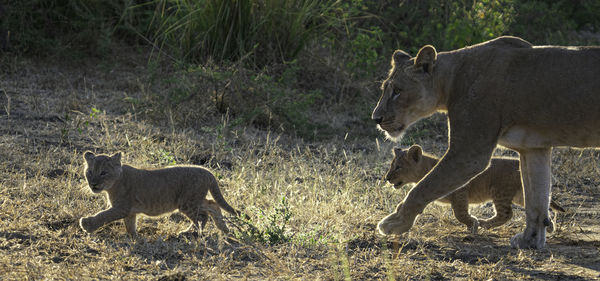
[499,125,600,150]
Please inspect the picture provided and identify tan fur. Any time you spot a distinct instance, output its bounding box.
[372,36,600,249]
[386,145,565,233]
[79,151,239,236]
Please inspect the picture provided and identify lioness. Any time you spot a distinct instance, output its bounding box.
[386,145,564,233]
[79,151,239,236]
[372,36,600,249]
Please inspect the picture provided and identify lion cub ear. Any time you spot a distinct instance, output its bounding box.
[393,147,403,157]
[407,145,423,163]
[84,151,95,162]
[415,45,437,73]
[111,152,122,164]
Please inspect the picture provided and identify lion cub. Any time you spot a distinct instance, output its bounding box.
[386,145,565,233]
[79,151,240,236]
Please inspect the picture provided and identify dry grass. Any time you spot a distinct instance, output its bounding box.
[0,56,599,280]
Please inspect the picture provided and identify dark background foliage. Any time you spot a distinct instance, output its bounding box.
[2,0,599,139]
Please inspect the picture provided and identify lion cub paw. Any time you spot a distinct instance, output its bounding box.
[79,217,97,233]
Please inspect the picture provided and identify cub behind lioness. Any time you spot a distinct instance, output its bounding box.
[79,151,240,236]
[386,145,565,233]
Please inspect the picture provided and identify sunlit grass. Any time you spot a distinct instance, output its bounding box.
[1,56,599,280]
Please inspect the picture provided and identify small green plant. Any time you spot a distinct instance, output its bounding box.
[150,149,177,166]
[233,196,293,245]
[89,107,101,119]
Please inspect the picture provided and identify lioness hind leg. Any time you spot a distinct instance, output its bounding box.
[510,149,552,249]
[478,198,513,229]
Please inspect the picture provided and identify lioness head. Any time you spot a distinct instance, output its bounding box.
[83,151,123,193]
[372,46,440,140]
[385,145,431,189]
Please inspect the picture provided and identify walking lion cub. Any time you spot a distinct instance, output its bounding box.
[386,145,564,233]
[79,151,240,236]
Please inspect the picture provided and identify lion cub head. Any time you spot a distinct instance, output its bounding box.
[385,145,433,189]
[83,151,123,193]
[372,46,440,140]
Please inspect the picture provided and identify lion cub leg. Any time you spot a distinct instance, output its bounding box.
[204,200,229,234]
[80,207,129,234]
[449,190,479,234]
[179,200,229,234]
[478,198,513,230]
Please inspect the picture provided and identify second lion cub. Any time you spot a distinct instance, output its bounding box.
[386,145,564,233]
[79,151,240,237]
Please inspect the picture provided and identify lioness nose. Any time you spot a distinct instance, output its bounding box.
[373,117,383,124]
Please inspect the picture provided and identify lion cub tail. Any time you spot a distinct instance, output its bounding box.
[209,181,241,217]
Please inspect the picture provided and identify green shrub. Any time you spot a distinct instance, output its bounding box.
[3,0,152,57]
[233,197,293,245]
[147,0,338,66]
[510,0,600,45]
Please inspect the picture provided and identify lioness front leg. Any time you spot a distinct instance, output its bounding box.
[377,101,500,237]
[80,207,129,234]
[510,148,552,249]
[378,140,496,236]
[123,214,138,237]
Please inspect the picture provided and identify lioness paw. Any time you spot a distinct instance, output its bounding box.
[377,205,418,236]
[79,217,97,233]
[510,231,546,249]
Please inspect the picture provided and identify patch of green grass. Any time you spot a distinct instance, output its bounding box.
[146,0,339,66]
[233,197,293,245]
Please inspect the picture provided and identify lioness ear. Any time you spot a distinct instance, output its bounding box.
[407,145,422,163]
[84,151,95,162]
[392,50,411,67]
[111,152,122,164]
[415,45,437,73]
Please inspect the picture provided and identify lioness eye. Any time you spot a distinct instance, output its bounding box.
[100,171,108,176]
[393,87,403,96]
